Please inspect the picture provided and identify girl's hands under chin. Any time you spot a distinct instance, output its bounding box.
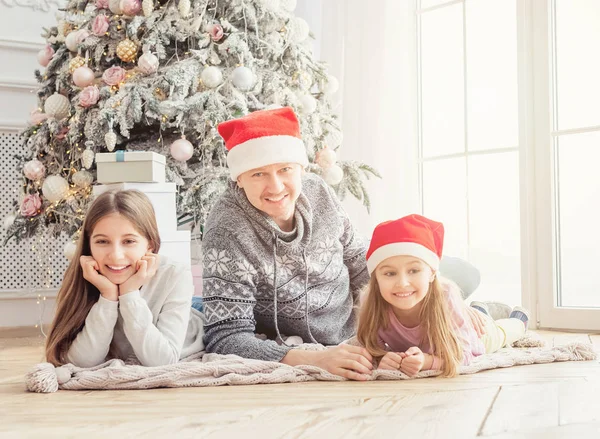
[80,256,119,301]
[119,252,160,296]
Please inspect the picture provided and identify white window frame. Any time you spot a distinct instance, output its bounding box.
[415,0,600,331]
[527,0,600,331]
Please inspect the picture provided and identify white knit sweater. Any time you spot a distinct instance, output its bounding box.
[66,255,205,367]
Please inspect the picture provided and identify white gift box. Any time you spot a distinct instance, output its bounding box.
[93,182,178,233]
[96,151,166,184]
[160,230,191,267]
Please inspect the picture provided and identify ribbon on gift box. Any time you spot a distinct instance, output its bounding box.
[116,150,125,162]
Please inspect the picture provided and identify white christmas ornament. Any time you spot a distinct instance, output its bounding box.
[315,148,337,169]
[64,241,77,261]
[178,0,190,17]
[109,0,123,14]
[42,175,70,203]
[73,66,95,87]
[142,0,153,17]
[320,75,339,95]
[170,136,194,161]
[23,159,46,181]
[72,170,93,188]
[322,164,344,186]
[44,93,71,119]
[200,66,222,88]
[3,214,16,230]
[82,148,95,169]
[281,0,297,11]
[299,94,317,115]
[65,32,79,52]
[104,131,117,151]
[287,17,309,44]
[138,52,159,75]
[232,66,255,91]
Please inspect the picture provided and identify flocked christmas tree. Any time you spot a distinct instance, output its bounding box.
[3,0,378,247]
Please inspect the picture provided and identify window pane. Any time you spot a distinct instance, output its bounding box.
[555,0,600,130]
[557,132,600,307]
[421,4,465,157]
[466,0,519,151]
[467,152,521,305]
[422,158,469,259]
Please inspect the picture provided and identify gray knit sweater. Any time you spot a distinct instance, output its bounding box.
[202,174,370,362]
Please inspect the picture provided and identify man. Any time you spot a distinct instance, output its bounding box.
[202,107,481,380]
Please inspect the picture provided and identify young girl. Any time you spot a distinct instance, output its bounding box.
[45,190,205,368]
[357,214,528,377]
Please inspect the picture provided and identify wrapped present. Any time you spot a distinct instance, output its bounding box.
[96,151,166,184]
[93,182,177,233]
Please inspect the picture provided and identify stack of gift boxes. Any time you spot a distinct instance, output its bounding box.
[93,151,191,268]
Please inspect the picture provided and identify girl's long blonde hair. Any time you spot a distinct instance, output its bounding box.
[357,275,464,377]
[45,190,161,366]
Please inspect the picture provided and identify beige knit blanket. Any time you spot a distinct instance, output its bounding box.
[25,334,597,393]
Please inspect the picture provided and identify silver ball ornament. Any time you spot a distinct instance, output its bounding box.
[200,66,223,88]
[170,137,194,161]
[232,66,255,91]
[322,164,344,186]
[44,93,71,120]
[42,175,70,203]
[64,241,78,261]
[72,170,93,188]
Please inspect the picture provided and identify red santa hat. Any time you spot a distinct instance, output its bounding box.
[366,214,444,274]
[217,107,309,180]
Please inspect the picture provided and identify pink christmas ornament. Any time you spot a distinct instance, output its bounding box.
[37,44,54,67]
[137,52,159,74]
[92,15,110,36]
[65,29,90,52]
[170,136,194,161]
[20,194,42,217]
[73,66,95,87]
[102,66,127,86]
[96,0,109,8]
[120,0,141,15]
[23,159,46,181]
[79,86,100,108]
[315,147,337,169]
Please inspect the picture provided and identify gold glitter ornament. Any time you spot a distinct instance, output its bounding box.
[69,56,86,73]
[116,39,138,63]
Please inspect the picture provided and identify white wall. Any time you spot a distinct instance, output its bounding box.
[0,2,64,328]
[309,0,420,237]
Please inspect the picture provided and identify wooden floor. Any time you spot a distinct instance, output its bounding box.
[1,328,599,439]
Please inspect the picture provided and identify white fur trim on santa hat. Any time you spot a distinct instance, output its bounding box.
[226,135,308,180]
[367,242,440,274]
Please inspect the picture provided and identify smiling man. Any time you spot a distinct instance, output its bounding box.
[201,107,376,380]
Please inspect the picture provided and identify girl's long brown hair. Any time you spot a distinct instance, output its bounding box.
[45,190,161,366]
[357,275,464,377]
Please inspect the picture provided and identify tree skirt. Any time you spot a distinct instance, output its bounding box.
[25,332,597,393]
